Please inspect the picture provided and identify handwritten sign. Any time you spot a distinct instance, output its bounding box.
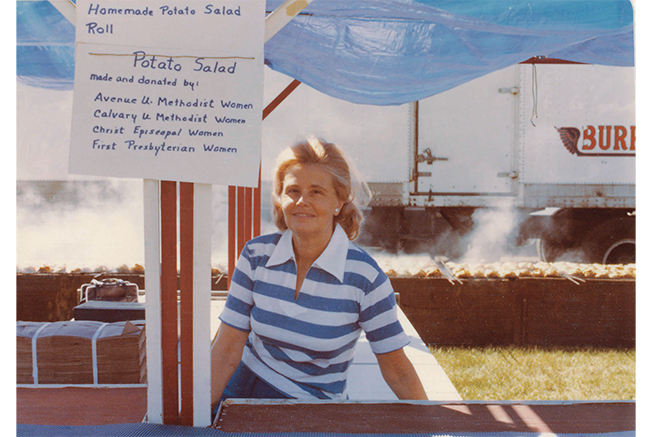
[69,0,265,186]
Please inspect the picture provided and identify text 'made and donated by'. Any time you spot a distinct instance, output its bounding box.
[69,0,265,186]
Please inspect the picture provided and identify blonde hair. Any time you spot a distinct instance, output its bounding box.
[271,137,371,240]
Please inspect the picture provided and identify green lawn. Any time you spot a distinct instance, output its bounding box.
[430,346,636,400]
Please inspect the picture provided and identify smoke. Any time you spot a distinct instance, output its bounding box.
[458,208,535,263]
[16,179,538,274]
[16,180,145,272]
[15,180,271,272]
[355,206,539,273]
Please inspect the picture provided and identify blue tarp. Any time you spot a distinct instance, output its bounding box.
[16,0,634,104]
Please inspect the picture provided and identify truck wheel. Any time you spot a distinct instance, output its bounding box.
[533,208,583,263]
[581,217,635,264]
[536,237,575,262]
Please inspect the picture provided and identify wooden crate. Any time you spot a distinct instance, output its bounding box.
[392,277,635,347]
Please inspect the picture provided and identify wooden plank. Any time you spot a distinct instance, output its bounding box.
[262,79,301,120]
[392,277,635,347]
[159,181,179,425]
[227,185,236,290]
[244,187,253,242]
[16,274,90,321]
[253,168,261,237]
[17,387,147,426]
[393,278,519,346]
[179,182,194,425]
[517,278,636,347]
[237,187,246,257]
[214,400,635,434]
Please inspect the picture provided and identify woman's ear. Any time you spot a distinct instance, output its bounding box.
[334,201,345,216]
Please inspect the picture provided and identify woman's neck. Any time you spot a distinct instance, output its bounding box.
[291,229,333,298]
[291,228,333,267]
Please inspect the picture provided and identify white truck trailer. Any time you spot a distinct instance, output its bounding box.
[357,60,635,264]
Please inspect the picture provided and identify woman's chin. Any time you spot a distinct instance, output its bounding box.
[288,221,330,239]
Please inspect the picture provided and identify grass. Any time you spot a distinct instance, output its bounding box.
[429,346,636,400]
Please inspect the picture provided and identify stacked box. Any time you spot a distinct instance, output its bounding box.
[96,321,147,384]
[16,320,147,384]
[16,322,42,384]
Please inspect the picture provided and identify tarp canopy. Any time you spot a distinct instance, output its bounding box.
[17,0,634,105]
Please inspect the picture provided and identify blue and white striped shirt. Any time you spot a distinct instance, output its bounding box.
[219,224,409,400]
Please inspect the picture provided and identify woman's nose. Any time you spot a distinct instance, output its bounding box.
[296,194,307,205]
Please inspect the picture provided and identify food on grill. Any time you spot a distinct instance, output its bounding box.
[17,263,224,276]
[16,261,634,279]
[384,261,635,279]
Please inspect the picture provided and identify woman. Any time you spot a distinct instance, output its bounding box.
[211,137,427,412]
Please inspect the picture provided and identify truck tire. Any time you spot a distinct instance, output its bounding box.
[580,216,635,264]
[536,237,575,263]
[533,209,583,263]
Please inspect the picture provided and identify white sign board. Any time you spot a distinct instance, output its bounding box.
[69,0,265,186]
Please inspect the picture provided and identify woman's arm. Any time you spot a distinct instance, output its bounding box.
[210,323,250,410]
[376,348,428,400]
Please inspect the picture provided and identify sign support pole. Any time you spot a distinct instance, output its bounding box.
[190,183,213,425]
[179,182,194,426]
[143,179,163,424]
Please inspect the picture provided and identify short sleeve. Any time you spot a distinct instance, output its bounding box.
[358,271,409,354]
[218,245,255,332]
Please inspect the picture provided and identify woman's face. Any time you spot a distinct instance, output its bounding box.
[281,163,344,241]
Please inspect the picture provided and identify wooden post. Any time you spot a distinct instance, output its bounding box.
[145,180,212,426]
[144,179,163,423]
[179,182,194,425]
[237,187,246,256]
[160,181,179,425]
[228,186,237,289]
[191,183,212,426]
[244,187,253,243]
[254,167,262,237]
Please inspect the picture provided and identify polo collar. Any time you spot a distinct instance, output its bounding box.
[266,224,349,283]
